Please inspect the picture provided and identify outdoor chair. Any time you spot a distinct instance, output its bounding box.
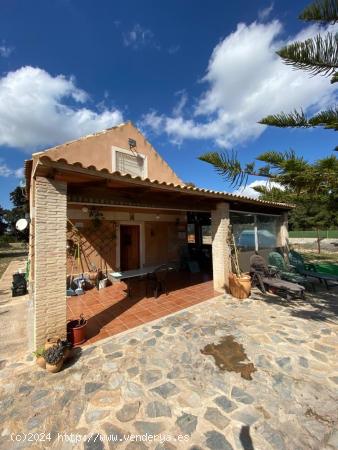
[147,264,169,298]
[268,251,315,291]
[288,250,338,290]
[250,253,305,300]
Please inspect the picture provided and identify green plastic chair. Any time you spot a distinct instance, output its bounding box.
[288,250,338,289]
[268,251,314,290]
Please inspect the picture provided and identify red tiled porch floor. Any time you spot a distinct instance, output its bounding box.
[67,272,219,345]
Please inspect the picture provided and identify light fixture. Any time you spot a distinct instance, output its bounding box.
[82,206,89,213]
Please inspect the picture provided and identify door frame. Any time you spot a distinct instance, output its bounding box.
[116,222,145,270]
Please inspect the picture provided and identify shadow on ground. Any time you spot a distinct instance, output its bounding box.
[253,283,338,324]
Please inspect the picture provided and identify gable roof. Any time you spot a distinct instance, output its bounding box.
[32,121,183,185]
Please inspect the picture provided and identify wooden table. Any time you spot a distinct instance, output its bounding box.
[108,265,175,297]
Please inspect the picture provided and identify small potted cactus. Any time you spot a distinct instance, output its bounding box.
[44,344,64,373]
[33,347,46,369]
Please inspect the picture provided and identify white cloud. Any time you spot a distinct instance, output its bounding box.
[0,66,123,150]
[258,3,274,21]
[168,45,180,55]
[0,160,23,178]
[233,180,285,198]
[141,20,337,148]
[0,42,13,57]
[122,24,159,50]
[233,179,284,198]
[172,90,188,116]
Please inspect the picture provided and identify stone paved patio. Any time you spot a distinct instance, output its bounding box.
[0,287,337,449]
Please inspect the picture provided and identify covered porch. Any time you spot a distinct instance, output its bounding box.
[67,271,216,344]
[27,156,290,348]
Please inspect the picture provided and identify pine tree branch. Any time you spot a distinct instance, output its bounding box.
[198,151,274,188]
[277,32,338,77]
[259,110,311,128]
[299,0,338,23]
[331,71,338,83]
[308,106,338,129]
[260,107,338,130]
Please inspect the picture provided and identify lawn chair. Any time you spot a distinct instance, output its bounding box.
[268,251,315,291]
[147,264,169,298]
[250,254,305,300]
[289,250,338,290]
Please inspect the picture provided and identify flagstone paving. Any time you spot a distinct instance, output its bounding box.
[0,289,337,449]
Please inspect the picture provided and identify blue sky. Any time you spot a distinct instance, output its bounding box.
[0,0,336,208]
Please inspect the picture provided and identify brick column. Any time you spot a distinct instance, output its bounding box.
[211,202,230,292]
[276,212,289,248]
[33,177,67,348]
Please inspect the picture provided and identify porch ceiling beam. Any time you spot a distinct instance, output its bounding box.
[35,159,292,211]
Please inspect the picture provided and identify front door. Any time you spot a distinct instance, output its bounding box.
[120,225,140,271]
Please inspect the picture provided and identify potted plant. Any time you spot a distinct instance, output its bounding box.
[45,336,61,350]
[228,232,251,300]
[60,339,73,362]
[44,344,64,373]
[67,314,87,346]
[33,347,46,369]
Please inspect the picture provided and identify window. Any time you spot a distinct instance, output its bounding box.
[113,147,147,178]
[201,225,212,245]
[257,215,277,249]
[187,224,195,243]
[231,212,256,250]
[230,211,279,251]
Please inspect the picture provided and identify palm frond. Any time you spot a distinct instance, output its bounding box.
[277,32,338,77]
[299,0,338,23]
[259,110,310,128]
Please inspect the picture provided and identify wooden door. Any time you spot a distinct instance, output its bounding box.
[120,225,140,270]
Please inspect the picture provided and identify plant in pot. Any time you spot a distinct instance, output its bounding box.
[44,344,64,373]
[45,336,61,350]
[60,339,73,362]
[33,347,46,369]
[228,231,251,300]
[67,314,87,346]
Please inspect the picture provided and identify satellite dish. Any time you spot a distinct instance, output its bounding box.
[16,218,29,231]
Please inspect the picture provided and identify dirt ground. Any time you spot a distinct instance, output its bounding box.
[0,242,28,277]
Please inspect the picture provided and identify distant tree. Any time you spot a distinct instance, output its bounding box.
[255,185,338,252]
[5,186,29,242]
[0,206,7,236]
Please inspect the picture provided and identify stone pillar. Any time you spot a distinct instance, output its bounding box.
[33,177,67,348]
[211,202,230,292]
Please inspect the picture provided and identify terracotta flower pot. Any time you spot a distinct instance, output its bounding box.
[229,273,251,299]
[46,359,63,373]
[67,319,87,346]
[36,356,46,369]
[45,337,61,350]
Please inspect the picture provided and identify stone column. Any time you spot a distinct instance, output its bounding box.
[211,202,230,292]
[33,177,67,348]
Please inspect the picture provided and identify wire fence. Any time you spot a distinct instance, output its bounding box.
[289,230,338,239]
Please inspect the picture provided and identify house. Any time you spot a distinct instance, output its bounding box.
[25,122,291,348]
